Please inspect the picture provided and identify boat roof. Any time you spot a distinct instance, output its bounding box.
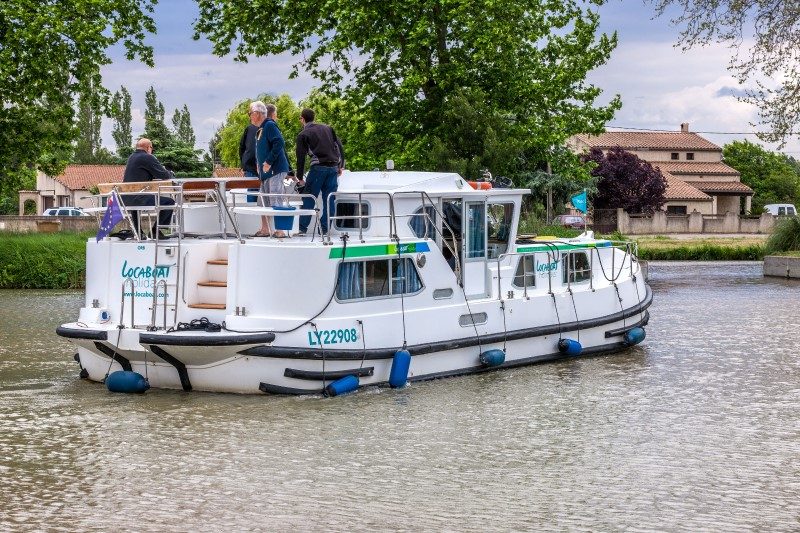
[337,171,528,196]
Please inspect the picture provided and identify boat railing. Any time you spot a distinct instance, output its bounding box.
[119,278,136,328]
[328,190,463,282]
[495,240,639,300]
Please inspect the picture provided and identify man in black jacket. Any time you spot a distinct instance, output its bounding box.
[122,138,175,237]
[295,108,344,235]
[239,122,258,177]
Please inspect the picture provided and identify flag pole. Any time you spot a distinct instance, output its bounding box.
[584,188,588,234]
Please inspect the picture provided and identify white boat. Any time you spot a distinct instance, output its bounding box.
[57,171,652,394]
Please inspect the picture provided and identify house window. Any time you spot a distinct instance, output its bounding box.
[336,258,423,301]
[671,152,679,160]
[666,205,688,215]
[562,251,591,284]
[512,255,536,289]
[334,201,370,230]
[686,152,695,160]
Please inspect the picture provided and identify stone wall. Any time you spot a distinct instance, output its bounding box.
[0,216,98,233]
[616,209,775,235]
[764,256,800,278]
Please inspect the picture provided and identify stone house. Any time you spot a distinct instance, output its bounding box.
[567,124,754,215]
[18,165,125,214]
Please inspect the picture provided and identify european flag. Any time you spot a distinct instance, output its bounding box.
[571,190,588,214]
[96,191,124,242]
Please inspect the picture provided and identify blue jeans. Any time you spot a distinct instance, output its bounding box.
[299,165,338,233]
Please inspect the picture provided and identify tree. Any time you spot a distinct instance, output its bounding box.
[722,140,800,213]
[74,86,117,164]
[194,0,620,180]
[0,1,155,182]
[172,104,196,147]
[651,1,800,146]
[215,94,301,169]
[111,86,134,159]
[584,147,667,214]
[143,86,172,151]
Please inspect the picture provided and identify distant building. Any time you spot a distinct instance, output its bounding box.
[18,165,125,214]
[567,123,754,215]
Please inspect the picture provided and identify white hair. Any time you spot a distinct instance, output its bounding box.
[249,101,268,115]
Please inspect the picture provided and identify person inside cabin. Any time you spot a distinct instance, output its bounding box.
[252,101,290,237]
[121,138,175,238]
[295,108,345,236]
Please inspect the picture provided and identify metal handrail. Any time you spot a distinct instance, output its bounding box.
[120,278,135,328]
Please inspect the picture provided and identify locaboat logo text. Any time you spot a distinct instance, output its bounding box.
[120,260,171,298]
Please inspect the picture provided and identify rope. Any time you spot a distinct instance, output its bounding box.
[500,300,508,352]
[568,287,580,343]
[103,325,125,381]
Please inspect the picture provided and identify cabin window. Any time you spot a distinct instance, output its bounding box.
[459,312,488,327]
[433,288,454,299]
[562,251,591,284]
[409,205,436,238]
[670,152,679,160]
[487,203,514,259]
[336,258,423,301]
[686,152,695,160]
[334,201,370,230]
[666,205,687,215]
[512,255,536,289]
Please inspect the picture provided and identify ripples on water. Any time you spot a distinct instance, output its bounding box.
[0,262,798,531]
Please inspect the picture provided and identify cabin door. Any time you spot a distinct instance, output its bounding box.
[463,200,489,298]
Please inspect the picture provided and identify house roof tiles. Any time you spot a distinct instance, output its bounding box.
[52,165,125,190]
[653,161,740,175]
[212,167,244,178]
[684,181,754,194]
[662,172,712,201]
[574,131,721,151]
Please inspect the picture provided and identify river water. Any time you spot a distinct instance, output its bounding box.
[0,262,798,532]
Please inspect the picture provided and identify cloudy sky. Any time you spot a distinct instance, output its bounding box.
[100,0,799,156]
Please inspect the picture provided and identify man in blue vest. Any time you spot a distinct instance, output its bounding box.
[252,101,290,237]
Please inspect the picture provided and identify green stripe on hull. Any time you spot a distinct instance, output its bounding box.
[515,241,611,253]
[329,241,431,259]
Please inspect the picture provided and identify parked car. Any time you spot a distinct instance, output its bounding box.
[763,203,797,216]
[43,207,90,217]
[554,214,586,229]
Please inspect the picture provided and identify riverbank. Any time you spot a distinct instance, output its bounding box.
[0,231,769,289]
[0,232,90,289]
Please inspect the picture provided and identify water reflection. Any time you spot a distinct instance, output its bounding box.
[0,263,798,531]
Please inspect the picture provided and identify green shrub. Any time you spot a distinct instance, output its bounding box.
[638,243,765,261]
[765,217,800,254]
[0,232,91,289]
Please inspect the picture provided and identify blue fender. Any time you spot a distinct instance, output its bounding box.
[106,371,150,393]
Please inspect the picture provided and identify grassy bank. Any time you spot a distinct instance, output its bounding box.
[633,235,766,261]
[0,232,90,289]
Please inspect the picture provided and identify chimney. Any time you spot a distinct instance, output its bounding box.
[680,122,689,133]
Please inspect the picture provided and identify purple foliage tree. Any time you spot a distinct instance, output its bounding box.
[584,147,667,214]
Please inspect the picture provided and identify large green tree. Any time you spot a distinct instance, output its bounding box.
[111,86,134,159]
[652,1,800,146]
[142,86,173,151]
[172,104,196,147]
[722,140,800,213]
[194,0,620,181]
[0,0,155,180]
[74,86,117,164]
[215,94,301,169]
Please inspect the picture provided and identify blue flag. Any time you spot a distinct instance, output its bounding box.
[96,191,124,242]
[571,190,588,214]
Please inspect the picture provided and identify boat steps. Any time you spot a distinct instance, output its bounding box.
[197,281,227,287]
[187,303,227,310]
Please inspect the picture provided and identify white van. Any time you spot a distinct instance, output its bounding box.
[764,204,797,216]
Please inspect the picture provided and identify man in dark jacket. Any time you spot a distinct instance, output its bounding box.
[122,138,175,237]
[252,101,290,236]
[239,123,258,177]
[295,108,344,235]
